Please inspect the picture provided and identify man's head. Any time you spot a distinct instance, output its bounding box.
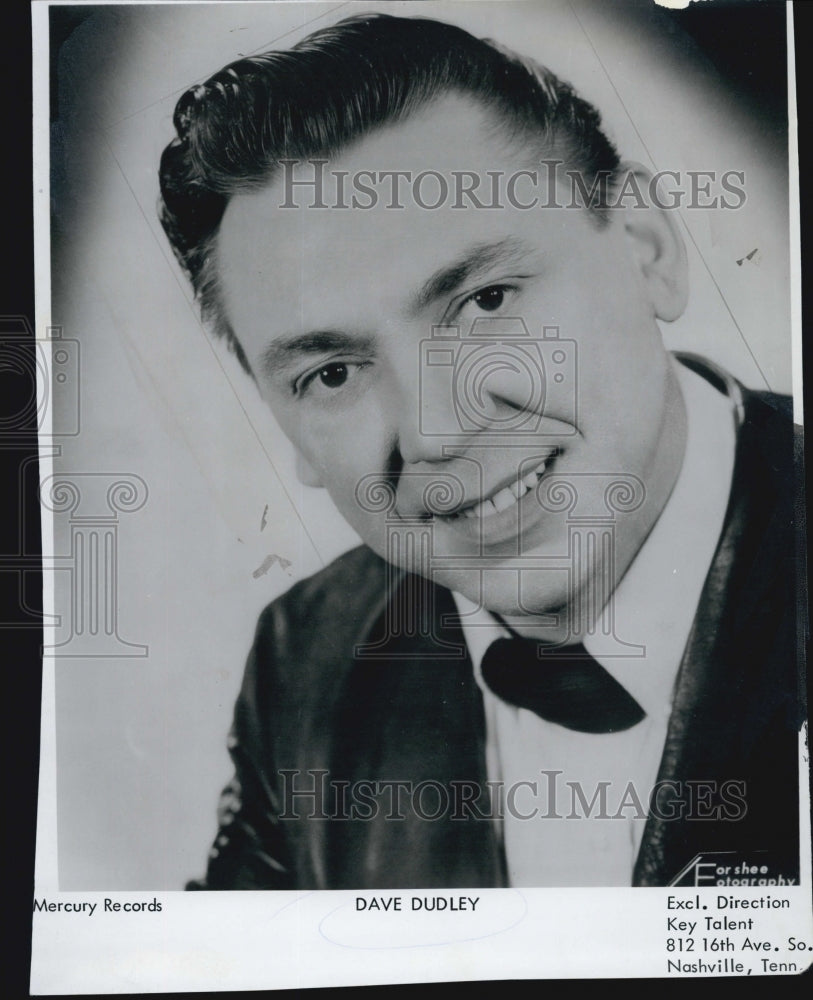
[159,13,622,370]
[159,13,689,638]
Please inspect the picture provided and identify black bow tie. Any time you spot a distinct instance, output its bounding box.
[480,637,646,734]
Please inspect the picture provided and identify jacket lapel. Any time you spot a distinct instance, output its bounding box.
[633,389,800,885]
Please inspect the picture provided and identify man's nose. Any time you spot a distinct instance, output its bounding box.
[392,360,470,466]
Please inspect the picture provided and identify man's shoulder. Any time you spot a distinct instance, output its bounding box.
[741,384,795,433]
[676,352,798,457]
[252,544,397,658]
[739,384,801,489]
[234,546,401,714]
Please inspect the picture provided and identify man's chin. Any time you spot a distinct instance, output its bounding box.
[430,567,569,624]
[361,532,577,629]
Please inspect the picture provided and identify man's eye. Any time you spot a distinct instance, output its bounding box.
[454,283,516,321]
[470,286,506,312]
[295,360,368,398]
[316,362,348,388]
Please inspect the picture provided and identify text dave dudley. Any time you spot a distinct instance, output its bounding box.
[355,896,481,912]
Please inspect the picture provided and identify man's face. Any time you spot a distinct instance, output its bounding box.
[217,95,687,638]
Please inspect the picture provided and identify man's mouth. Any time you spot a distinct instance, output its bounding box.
[437,450,559,522]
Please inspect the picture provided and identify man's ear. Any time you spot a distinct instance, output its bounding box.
[617,162,688,322]
[295,452,323,488]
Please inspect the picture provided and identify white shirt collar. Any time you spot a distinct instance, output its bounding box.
[453,358,738,721]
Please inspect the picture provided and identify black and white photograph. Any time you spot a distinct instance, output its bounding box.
[31,0,811,989]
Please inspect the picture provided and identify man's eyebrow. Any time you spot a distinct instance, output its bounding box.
[258,331,373,381]
[410,236,536,313]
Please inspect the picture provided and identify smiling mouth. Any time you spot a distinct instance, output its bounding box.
[437,450,559,522]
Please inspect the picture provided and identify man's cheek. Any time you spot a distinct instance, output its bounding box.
[338,502,391,557]
[326,476,385,539]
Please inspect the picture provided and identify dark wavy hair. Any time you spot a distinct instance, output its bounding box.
[158,13,620,374]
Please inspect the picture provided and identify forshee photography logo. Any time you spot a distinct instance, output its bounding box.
[670,851,799,888]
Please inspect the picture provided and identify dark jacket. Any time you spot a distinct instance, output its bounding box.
[190,378,805,889]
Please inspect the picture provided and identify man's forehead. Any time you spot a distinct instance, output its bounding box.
[218,206,536,354]
[215,92,592,348]
[218,189,488,323]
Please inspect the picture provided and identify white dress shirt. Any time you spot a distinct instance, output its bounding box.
[452,360,738,886]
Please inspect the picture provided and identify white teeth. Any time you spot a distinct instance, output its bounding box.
[448,452,558,520]
[473,498,498,519]
[490,486,517,512]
